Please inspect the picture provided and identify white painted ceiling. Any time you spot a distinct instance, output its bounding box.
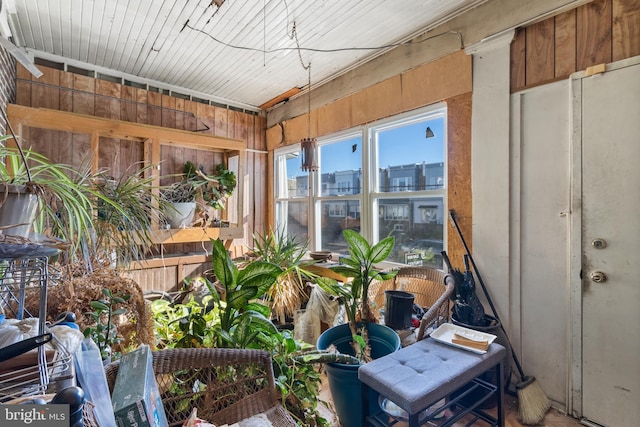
[3,0,486,110]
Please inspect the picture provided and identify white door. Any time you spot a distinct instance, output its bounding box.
[580,61,640,426]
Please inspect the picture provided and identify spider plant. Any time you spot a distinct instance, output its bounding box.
[0,142,96,251]
[0,137,167,270]
[92,163,171,268]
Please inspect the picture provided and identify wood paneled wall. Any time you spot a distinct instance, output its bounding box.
[15,63,267,255]
[511,0,640,92]
[268,51,472,149]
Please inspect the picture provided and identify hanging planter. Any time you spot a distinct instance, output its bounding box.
[0,125,42,238]
[0,183,40,237]
[0,130,95,255]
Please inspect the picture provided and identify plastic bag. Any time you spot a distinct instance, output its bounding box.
[293,284,340,345]
[306,284,339,326]
[74,338,117,427]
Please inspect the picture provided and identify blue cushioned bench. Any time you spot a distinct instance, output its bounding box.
[358,337,506,426]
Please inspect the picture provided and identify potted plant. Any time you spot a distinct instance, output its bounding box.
[314,229,400,427]
[0,132,172,274]
[91,164,171,268]
[250,228,316,326]
[161,161,236,229]
[148,240,330,426]
[0,136,96,251]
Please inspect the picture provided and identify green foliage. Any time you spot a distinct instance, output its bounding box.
[265,330,330,427]
[208,238,282,348]
[149,249,329,426]
[0,139,170,271]
[92,164,171,267]
[150,290,219,349]
[83,288,131,360]
[316,229,396,362]
[0,144,96,253]
[162,161,236,210]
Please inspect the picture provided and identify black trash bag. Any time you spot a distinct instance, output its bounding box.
[442,251,464,301]
[455,255,487,326]
[412,303,425,320]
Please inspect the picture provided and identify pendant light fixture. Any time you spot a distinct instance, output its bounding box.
[300,64,318,172]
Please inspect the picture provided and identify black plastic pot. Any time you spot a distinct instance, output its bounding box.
[384,290,414,330]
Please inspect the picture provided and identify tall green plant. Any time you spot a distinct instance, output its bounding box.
[316,229,396,362]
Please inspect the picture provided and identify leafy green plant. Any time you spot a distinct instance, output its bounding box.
[206,238,282,348]
[251,228,316,324]
[316,229,396,362]
[150,287,331,427]
[150,287,219,349]
[265,330,329,427]
[83,288,131,360]
[161,161,236,210]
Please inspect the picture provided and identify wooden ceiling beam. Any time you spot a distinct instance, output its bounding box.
[259,87,302,110]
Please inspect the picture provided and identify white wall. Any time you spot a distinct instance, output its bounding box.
[454,30,573,408]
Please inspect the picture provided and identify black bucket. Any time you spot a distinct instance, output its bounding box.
[384,290,415,330]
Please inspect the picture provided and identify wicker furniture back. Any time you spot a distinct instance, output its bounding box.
[105,347,297,427]
[369,267,455,341]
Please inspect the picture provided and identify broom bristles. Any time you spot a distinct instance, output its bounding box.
[517,376,551,425]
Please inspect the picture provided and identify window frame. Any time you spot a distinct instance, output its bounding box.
[273,102,447,265]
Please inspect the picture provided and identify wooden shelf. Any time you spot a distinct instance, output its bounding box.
[149,227,244,244]
[7,104,247,247]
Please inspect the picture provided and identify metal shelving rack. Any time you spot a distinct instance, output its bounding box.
[0,244,73,402]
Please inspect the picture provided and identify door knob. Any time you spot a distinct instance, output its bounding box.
[590,271,607,283]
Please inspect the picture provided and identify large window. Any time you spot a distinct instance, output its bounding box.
[274,104,446,267]
[274,146,310,245]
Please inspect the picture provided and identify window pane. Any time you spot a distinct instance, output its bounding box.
[319,136,363,195]
[318,200,361,253]
[276,150,309,198]
[376,115,445,192]
[377,196,444,268]
[276,200,309,244]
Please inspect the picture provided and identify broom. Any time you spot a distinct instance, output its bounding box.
[449,209,551,424]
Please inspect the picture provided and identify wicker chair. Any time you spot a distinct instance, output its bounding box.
[104,348,297,427]
[369,266,455,341]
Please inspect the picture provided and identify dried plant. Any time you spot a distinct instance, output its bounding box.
[251,229,316,325]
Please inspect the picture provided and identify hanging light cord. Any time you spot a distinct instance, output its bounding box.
[289,22,312,137]
[306,64,311,137]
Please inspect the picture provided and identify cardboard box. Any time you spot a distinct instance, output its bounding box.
[111,344,168,427]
